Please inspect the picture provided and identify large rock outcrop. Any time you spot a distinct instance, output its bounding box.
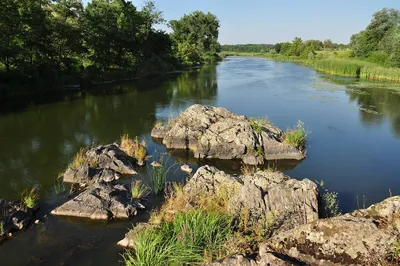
[0,199,37,238]
[63,144,136,184]
[51,182,143,220]
[184,165,319,230]
[151,105,305,165]
[264,196,400,266]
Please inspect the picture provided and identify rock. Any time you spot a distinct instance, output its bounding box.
[206,255,256,266]
[51,182,142,220]
[207,252,298,266]
[34,220,39,224]
[63,144,136,184]
[183,166,318,229]
[180,164,193,174]
[0,199,36,237]
[265,196,400,266]
[151,161,162,168]
[151,105,305,165]
[117,223,154,248]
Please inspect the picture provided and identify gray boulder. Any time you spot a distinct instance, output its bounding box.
[151,105,305,165]
[183,166,318,229]
[264,196,400,266]
[51,182,143,220]
[63,144,135,184]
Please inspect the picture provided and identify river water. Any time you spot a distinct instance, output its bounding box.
[1,57,400,265]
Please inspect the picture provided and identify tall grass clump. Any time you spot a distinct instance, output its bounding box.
[131,180,151,199]
[120,134,147,165]
[122,210,233,266]
[284,120,307,151]
[314,59,367,77]
[249,117,270,134]
[0,221,4,236]
[360,65,400,83]
[21,188,39,209]
[147,154,175,195]
[68,147,87,169]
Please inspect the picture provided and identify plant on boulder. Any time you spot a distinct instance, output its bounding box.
[21,188,39,209]
[316,180,340,218]
[120,134,147,165]
[284,120,307,151]
[68,148,87,169]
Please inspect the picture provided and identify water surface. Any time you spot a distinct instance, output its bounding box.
[1,57,400,265]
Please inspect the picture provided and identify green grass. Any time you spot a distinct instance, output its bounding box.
[21,188,39,209]
[389,240,400,264]
[284,120,307,151]
[0,221,4,236]
[131,180,151,199]
[122,210,233,266]
[147,154,175,195]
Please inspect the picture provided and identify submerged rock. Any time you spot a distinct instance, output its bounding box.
[63,144,136,184]
[151,105,305,165]
[264,196,400,266]
[0,199,37,238]
[51,182,143,220]
[184,165,318,230]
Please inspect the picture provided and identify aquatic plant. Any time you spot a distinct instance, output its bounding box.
[21,188,39,209]
[314,58,367,77]
[120,134,147,164]
[68,148,87,169]
[284,120,307,151]
[54,179,67,195]
[146,154,174,195]
[131,180,151,199]
[122,210,233,266]
[316,180,340,218]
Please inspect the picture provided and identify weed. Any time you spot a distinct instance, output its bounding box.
[120,134,147,164]
[0,221,4,236]
[284,120,307,151]
[68,148,87,169]
[388,241,400,264]
[249,117,268,134]
[155,120,163,127]
[122,210,233,266]
[255,144,264,158]
[131,180,151,199]
[316,180,340,218]
[146,154,174,195]
[54,179,66,195]
[21,188,39,209]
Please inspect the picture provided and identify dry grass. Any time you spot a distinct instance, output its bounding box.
[120,134,147,163]
[68,148,87,169]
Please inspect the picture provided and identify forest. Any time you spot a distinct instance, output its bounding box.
[0,0,220,100]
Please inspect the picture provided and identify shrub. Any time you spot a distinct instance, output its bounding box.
[316,180,340,218]
[68,148,86,169]
[122,210,233,266]
[366,51,389,66]
[21,188,39,209]
[284,120,307,151]
[131,180,151,199]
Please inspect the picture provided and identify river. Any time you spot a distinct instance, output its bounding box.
[1,56,400,265]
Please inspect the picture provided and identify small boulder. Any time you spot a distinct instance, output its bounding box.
[180,164,193,174]
[51,182,143,220]
[0,199,36,237]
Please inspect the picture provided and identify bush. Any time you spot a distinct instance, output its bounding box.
[122,211,233,266]
[284,120,307,151]
[366,51,389,66]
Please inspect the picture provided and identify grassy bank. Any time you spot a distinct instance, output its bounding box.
[221,51,400,83]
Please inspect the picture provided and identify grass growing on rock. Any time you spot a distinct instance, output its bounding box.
[21,188,39,209]
[389,240,400,264]
[249,117,270,134]
[120,134,147,164]
[284,120,307,151]
[122,210,234,266]
[68,148,87,169]
[131,180,151,199]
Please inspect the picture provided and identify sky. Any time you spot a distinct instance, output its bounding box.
[82,0,400,45]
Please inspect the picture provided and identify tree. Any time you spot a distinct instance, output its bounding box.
[170,11,220,66]
[323,39,333,50]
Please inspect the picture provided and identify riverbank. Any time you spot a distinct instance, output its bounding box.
[221,51,400,83]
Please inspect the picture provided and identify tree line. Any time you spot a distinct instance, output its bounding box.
[0,0,220,99]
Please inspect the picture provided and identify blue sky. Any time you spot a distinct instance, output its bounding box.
[82,0,400,44]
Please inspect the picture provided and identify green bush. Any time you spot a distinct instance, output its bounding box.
[366,51,389,66]
[284,120,307,151]
[122,211,233,266]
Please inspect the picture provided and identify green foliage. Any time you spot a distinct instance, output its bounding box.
[21,188,39,209]
[314,59,366,77]
[249,118,264,134]
[316,180,340,218]
[147,154,174,194]
[131,180,151,199]
[221,44,274,53]
[389,240,400,264]
[366,51,389,65]
[170,11,220,66]
[284,120,307,151]
[54,179,67,195]
[122,210,233,266]
[0,221,4,236]
[68,147,86,169]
